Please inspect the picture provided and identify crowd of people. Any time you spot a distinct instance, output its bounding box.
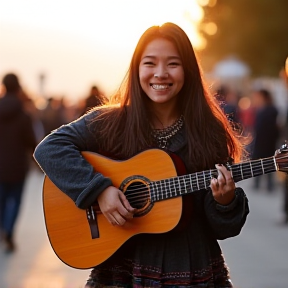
[0,21,287,288]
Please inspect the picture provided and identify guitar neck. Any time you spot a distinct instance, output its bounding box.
[149,156,277,202]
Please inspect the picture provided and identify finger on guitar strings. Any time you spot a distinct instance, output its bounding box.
[215,164,233,185]
[111,208,132,226]
[210,178,219,191]
[119,190,136,215]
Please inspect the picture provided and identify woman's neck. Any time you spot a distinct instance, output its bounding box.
[148,100,180,129]
[152,110,181,129]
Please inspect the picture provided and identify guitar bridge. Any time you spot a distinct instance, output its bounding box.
[86,206,99,239]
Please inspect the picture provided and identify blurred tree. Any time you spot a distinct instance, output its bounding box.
[199,0,288,76]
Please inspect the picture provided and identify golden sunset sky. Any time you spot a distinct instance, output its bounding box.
[0,0,205,103]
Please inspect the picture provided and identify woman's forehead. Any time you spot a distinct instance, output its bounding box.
[140,38,179,58]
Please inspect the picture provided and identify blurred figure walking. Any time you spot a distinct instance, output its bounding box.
[0,73,37,252]
[80,85,108,115]
[250,88,279,191]
[41,97,67,137]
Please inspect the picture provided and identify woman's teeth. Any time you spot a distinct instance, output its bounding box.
[150,84,171,90]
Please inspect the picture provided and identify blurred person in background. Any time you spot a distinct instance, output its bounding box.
[215,85,244,139]
[0,73,37,252]
[80,85,108,116]
[216,84,240,124]
[250,88,279,192]
[18,88,45,144]
[41,97,67,136]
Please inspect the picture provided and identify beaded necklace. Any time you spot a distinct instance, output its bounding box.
[152,115,184,149]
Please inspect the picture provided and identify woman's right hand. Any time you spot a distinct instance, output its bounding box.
[97,186,136,226]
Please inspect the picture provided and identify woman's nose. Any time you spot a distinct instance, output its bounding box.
[154,71,168,79]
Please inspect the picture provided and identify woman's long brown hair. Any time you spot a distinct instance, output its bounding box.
[90,22,244,169]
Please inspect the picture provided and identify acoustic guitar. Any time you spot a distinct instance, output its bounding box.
[42,144,288,269]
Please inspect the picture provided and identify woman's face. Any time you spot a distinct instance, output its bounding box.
[139,38,184,107]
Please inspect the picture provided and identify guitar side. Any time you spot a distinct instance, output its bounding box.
[43,149,182,269]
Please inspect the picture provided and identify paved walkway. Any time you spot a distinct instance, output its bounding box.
[0,168,287,288]
[0,168,88,288]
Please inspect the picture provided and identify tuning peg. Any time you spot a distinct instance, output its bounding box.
[281,141,288,151]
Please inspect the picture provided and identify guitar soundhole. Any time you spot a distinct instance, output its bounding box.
[120,176,153,217]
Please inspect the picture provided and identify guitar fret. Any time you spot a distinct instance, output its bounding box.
[207,170,213,187]
[154,182,158,201]
[170,179,174,197]
[182,177,186,195]
[261,159,264,174]
[243,162,253,180]
[204,171,208,189]
[163,179,167,199]
[189,174,193,192]
[251,160,262,177]
[202,171,206,188]
[162,180,166,200]
[153,182,158,201]
[264,158,276,173]
[151,182,156,202]
[250,162,254,177]
[174,178,179,196]
[173,178,177,196]
[155,182,158,201]
[196,174,200,190]
[240,163,244,180]
[158,182,162,200]
[169,179,173,198]
[178,177,181,194]
[186,176,190,193]
[151,183,155,201]
[191,174,196,191]
[162,180,165,200]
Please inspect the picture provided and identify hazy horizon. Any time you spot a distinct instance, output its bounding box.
[0,0,204,104]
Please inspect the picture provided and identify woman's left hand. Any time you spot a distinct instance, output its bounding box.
[210,164,236,205]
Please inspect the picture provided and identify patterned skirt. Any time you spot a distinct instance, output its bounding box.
[83,231,234,288]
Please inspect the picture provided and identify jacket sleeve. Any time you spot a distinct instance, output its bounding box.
[33,112,113,209]
[204,187,249,240]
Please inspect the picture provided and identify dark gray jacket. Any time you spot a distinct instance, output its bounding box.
[0,93,37,182]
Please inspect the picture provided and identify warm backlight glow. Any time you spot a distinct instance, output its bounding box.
[0,0,205,102]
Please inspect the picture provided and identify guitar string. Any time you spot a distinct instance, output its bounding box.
[124,154,288,202]
[124,160,279,195]
[124,161,281,205]
[125,160,278,194]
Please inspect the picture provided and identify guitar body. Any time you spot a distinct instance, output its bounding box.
[43,149,182,269]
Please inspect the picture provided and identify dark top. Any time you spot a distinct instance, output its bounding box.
[0,92,37,182]
[34,110,249,287]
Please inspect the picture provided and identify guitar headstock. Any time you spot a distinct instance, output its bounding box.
[275,142,288,173]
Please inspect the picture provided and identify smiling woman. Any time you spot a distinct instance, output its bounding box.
[0,0,205,103]
[33,21,249,288]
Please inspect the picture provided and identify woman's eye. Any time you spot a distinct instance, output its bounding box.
[143,61,155,66]
[169,62,180,66]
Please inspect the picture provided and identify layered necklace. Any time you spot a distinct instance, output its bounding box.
[152,115,184,149]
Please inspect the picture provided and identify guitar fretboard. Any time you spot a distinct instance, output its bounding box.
[149,156,277,202]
